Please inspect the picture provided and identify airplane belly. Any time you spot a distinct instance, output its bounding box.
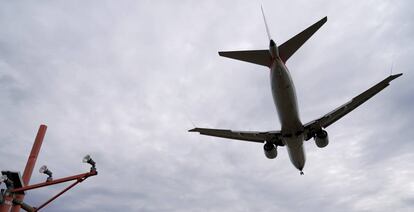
[284,135,306,171]
[270,62,302,133]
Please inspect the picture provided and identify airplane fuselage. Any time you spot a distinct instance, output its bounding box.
[270,58,306,171]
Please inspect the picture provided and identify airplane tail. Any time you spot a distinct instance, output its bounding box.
[218,13,327,66]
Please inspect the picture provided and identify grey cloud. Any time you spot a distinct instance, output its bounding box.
[0,0,413,211]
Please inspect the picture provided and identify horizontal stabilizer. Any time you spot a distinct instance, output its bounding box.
[279,17,327,63]
[218,50,272,67]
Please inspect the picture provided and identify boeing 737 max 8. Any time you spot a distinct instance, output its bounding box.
[189,11,402,175]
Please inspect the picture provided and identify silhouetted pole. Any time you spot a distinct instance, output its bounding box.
[11,125,47,212]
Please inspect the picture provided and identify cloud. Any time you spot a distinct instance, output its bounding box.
[0,0,412,211]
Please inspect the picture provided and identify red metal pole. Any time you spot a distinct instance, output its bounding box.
[11,170,97,193]
[34,180,81,211]
[22,125,47,185]
[0,196,14,212]
[11,125,47,212]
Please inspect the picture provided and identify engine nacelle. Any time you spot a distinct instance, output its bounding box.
[314,130,329,148]
[263,142,277,159]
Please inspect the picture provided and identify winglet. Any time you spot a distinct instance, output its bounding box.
[383,73,403,85]
[389,73,403,81]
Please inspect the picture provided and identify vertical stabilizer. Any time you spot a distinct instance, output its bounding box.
[261,6,272,41]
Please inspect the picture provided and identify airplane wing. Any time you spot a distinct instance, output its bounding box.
[189,127,283,145]
[303,73,403,140]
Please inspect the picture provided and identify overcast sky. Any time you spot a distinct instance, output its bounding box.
[0,0,413,211]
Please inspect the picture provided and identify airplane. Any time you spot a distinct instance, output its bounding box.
[189,9,402,175]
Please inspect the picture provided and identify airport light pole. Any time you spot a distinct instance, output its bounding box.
[11,167,97,211]
[0,125,98,212]
[11,125,47,212]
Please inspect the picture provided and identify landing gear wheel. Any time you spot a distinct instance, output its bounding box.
[300,171,304,175]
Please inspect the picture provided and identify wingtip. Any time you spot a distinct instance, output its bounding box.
[188,128,198,132]
[390,73,403,80]
[385,73,403,83]
[394,73,403,77]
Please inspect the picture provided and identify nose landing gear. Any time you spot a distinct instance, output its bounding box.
[300,171,304,175]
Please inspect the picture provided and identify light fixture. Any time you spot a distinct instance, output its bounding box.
[0,175,7,184]
[0,175,14,189]
[39,165,53,182]
[82,155,96,171]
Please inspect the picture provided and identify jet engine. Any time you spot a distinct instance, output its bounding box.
[314,129,329,148]
[263,142,277,159]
